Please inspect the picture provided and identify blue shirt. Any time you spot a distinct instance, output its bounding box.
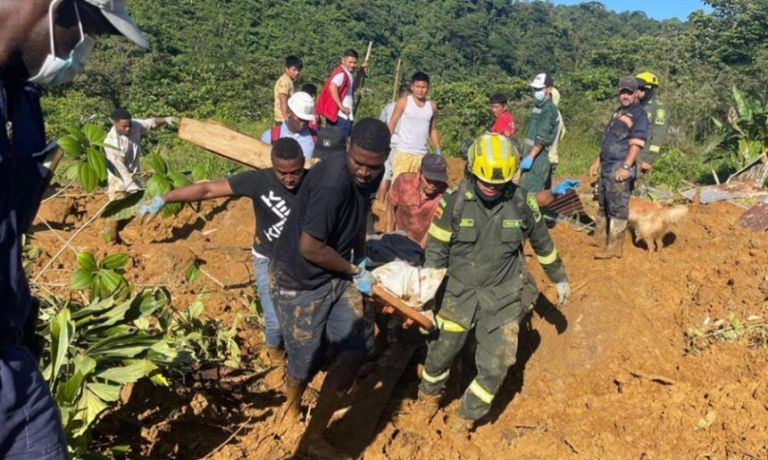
[260,122,315,160]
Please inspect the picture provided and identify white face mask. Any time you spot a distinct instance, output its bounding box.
[534,89,547,101]
[28,0,96,87]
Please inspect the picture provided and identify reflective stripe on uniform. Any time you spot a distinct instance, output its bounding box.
[436,315,466,332]
[422,368,450,384]
[468,379,494,404]
[428,223,452,242]
[537,248,558,265]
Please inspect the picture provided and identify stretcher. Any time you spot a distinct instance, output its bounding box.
[370,284,435,331]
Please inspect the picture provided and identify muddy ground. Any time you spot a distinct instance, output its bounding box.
[29,169,767,459]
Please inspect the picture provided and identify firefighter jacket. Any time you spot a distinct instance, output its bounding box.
[638,95,668,165]
[424,179,567,333]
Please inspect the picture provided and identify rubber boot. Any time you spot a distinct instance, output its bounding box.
[448,415,474,438]
[265,346,286,389]
[101,220,120,244]
[595,218,627,260]
[590,214,608,248]
[276,375,307,430]
[417,389,441,424]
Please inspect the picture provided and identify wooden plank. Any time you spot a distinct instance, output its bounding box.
[372,284,435,331]
[177,117,273,169]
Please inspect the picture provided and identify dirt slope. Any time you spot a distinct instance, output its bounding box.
[29,183,768,459]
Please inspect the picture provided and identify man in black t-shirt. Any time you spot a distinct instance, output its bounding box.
[138,138,306,377]
[271,118,390,457]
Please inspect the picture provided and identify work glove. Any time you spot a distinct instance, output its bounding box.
[520,155,534,171]
[552,179,581,196]
[434,148,442,156]
[352,259,376,295]
[556,281,571,306]
[138,195,165,217]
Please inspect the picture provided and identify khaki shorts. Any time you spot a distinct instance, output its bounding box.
[391,151,425,180]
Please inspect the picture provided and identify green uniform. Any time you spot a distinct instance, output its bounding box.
[637,96,668,166]
[520,97,559,192]
[419,179,567,420]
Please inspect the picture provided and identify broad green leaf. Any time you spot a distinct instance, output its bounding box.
[57,134,82,156]
[76,252,97,271]
[97,269,126,296]
[145,153,168,175]
[168,171,192,188]
[145,174,171,198]
[733,86,751,122]
[711,116,723,130]
[185,263,201,285]
[70,268,94,291]
[96,359,158,384]
[74,353,97,376]
[150,373,169,386]
[65,123,87,144]
[86,147,108,181]
[50,308,75,387]
[82,123,106,144]
[101,253,130,270]
[191,165,207,181]
[162,201,183,218]
[87,383,121,402]
[72,387,109,437]
[78,162,99,192]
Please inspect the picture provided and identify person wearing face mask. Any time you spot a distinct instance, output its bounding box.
[589,76,649,259]
[417,133,570,435]
[270,118,389,457]
[0,1,149,458]
[519,72,559,193]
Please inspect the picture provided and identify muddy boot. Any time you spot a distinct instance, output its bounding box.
[296,351,363,459]
[265,346,287,389]
[448,414,474,438]
[416,389,441,424]
[590,214,607,248]
[276,376,307,430]
[595,218,627,260]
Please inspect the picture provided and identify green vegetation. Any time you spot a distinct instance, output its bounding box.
[41,0,768,187]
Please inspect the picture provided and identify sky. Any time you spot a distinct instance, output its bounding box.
[552,0,712,21]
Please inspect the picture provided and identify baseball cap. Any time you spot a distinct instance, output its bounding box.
[313,126,346,160]
[617,76,639,92]
[529,72,554,89]
[287,92,316,121]
[81,0,149,49]
[420,154,448,183]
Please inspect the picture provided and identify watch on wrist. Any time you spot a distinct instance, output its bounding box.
[621,163,632,171]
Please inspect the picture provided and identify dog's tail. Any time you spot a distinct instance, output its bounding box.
[662,205,688,224]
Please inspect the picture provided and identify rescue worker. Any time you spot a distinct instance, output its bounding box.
[417,133,571,433]
[519,72,559,192]
[589,76,649,259]
[634,71,669,196]
[1,1,149,458]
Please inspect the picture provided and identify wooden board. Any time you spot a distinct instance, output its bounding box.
[372,284,435,331]
[177,117,273,169]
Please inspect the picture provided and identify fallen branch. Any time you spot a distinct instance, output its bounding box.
[199,267,225,289]
[200,416,252,460]
[33,199,110,283]
[39,219,79,256]
[629,370,676,386]
[560,433,580,454]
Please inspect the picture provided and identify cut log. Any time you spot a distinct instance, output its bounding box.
[177,118,273,169]
[371,284,435,330]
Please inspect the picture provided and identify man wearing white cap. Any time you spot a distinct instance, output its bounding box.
[1,1,149,458]
[519,72,559,193]
[261,91,317,160]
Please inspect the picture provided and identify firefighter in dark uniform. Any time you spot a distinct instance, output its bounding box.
[417,133,571,433]
[634,71,669,196]
[589,76,649,259]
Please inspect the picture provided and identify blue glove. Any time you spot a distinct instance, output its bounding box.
[352,259,375,295]
[556,281,571,306]
[138,195,165,216]
[434,148,442,156]
[520,155,534,171]
[552,179,581,196]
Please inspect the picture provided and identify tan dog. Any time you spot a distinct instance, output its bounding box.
[628,197,688,252]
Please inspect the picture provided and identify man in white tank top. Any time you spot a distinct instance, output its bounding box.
[387,72,441,180]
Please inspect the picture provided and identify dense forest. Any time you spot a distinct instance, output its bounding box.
[43,0,768,185]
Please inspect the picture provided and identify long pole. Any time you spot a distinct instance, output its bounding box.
[391,58,401,102]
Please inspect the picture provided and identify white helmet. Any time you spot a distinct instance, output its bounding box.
[288,92,316,121]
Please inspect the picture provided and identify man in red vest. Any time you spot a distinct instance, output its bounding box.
[316,49,368,139]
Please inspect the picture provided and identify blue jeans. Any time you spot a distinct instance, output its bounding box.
[273,278,368,382]
[329,117,352,139]
[1,346,68,460]
[253,255,282,348]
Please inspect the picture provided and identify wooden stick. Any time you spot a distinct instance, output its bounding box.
[392,58,402,102]
[372,284,434,330]
[364,41,373,63]
[712,169,720,185]
[33,199,110,283]
[39,219,79,256]
[200,415,252,460]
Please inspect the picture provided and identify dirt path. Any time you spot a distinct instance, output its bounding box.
[29,183,768,459]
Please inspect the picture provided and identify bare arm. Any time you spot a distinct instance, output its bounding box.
[162,179,233,202]
[429,101,441,150]
[278,93,289,120]
[388,97,407,134]
[299,231,358,276]
[329,83,349,114]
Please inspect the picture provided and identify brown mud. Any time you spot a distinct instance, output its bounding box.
[29,174,768,459]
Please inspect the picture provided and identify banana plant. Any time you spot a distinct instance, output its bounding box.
[57,123,110,192]
[711,86,768,165]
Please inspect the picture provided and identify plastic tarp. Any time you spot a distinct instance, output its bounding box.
[371,261,446,310]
